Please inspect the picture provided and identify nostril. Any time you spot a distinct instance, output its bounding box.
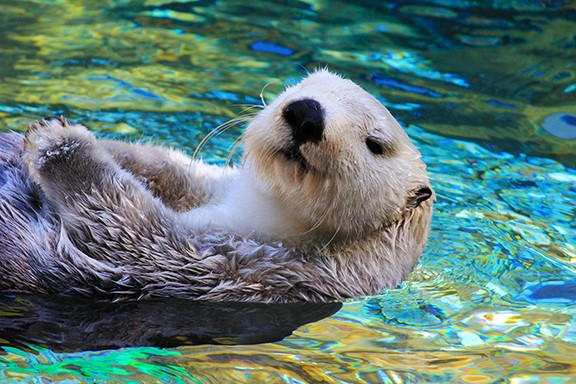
[283,98,325,145]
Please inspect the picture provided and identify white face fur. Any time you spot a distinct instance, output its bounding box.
[243,70,430,241]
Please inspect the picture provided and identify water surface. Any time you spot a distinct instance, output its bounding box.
[0,0,575,382]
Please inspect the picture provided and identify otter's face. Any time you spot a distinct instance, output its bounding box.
[243,70,432,240]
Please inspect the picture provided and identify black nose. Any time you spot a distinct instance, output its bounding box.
[282,98,324,145]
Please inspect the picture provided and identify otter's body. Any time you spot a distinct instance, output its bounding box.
[0,71,433,302]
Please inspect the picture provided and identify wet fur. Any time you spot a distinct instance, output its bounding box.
[0,71,433,302]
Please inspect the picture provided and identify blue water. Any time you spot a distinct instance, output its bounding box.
[0,0,575,382]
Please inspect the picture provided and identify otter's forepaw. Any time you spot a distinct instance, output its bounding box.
[23,116,96,179]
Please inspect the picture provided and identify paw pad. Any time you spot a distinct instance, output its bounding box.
[23,116,94,176]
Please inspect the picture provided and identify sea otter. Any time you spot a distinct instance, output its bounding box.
[0,70,433,302]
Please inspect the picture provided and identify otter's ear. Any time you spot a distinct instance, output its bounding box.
[407,186,433,209]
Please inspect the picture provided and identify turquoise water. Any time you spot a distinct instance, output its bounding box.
[1,0,575,382]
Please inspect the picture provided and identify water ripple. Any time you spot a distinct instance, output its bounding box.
[0,0,575,382]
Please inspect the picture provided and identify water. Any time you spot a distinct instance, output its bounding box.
[1,0,575,382]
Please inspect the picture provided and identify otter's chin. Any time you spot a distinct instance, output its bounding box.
[280,145,309,173]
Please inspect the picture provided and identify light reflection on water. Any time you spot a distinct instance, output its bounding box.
[1,0,575,382]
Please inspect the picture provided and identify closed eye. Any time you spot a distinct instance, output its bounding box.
[366,136,391,155]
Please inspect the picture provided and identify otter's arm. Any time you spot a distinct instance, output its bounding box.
[22,118,176,252]
[20,119,202,297]
[23,118,168,214]
[101,140,231,211]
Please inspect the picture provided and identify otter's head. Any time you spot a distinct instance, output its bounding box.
[243,70,433,242]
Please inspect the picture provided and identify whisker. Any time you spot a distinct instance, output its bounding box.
[234,104,265,112]
[302,206,330,235]
[259,82,275,108]
[193,119,237,160]
[225,137,244,167]
[320,225,341,252]
[296,181,336,237]
[191,113,256,167]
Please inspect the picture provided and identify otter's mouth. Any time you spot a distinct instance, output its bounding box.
[281,145,309,172]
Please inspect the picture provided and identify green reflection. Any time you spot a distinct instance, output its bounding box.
[0,0,575,382]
